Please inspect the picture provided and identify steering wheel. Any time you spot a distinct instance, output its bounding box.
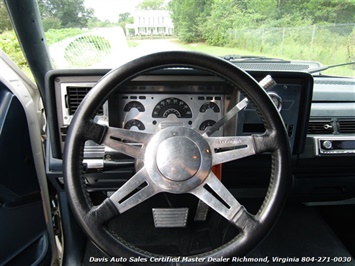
[63,51,291,265]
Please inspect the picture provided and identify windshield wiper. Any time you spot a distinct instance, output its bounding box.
[222,55,290,63]
[306,61,355,74]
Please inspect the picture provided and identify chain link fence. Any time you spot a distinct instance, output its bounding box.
[49,27,128,68]
[226,24,355,65]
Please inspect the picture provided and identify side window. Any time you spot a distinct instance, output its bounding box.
[0,2,33,80]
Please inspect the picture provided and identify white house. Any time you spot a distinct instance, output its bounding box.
[126,10,174,36]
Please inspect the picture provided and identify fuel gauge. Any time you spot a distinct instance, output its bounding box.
[124,119,146,131]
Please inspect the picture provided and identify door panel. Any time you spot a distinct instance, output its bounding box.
[0,82,49,265]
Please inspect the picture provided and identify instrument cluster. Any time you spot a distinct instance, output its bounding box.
[116,93,226,136]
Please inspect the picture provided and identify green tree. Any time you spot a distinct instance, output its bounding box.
[169,0,355,44]
[274,0,355,25]
[302,0,355,24]
[118,12,133,35]
[202,0,245,46]
[169,0,208,42]
[0,2,12,33]
[137,0,166,10]
[118,12,132,23]
[39,0,94,29]
[42,17,62,31]
[88,18,115,29]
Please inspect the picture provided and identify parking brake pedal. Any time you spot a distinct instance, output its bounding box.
[152,208,189,228]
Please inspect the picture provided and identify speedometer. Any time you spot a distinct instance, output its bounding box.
[152,97,192,118]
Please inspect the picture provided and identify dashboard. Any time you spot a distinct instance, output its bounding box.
[45,67,355,201]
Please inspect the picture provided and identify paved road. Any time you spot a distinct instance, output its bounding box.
[129,39,183,55]
[97,38,185,68]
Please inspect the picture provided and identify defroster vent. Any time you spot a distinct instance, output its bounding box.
[67,86,103,115]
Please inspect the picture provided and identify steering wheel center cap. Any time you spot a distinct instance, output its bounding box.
[156,137,201,181]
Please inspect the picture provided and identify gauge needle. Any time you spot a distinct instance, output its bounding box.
[203,75,276,137]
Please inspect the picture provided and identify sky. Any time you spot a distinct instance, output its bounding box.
[85,0,142,22]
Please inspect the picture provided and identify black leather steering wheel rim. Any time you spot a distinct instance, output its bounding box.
[63,51,291,265]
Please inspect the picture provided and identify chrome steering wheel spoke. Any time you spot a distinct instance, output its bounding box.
[190,172,256,228]
[206,135,256,165]
[191,172,259,233]
[101,126,153,159]
[109,167,160,214]
[205,133,277,165]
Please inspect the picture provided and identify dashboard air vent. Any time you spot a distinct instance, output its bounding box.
[67,86,103,115]
[338,119,355,133]
[307,119,333,134]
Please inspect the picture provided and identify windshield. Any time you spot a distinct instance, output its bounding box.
[1,0,355,76]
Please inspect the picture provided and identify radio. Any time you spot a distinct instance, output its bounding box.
[316,137,355,155]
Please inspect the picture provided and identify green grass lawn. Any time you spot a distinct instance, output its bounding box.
[172,40,354,76]
[172,40,249,56]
